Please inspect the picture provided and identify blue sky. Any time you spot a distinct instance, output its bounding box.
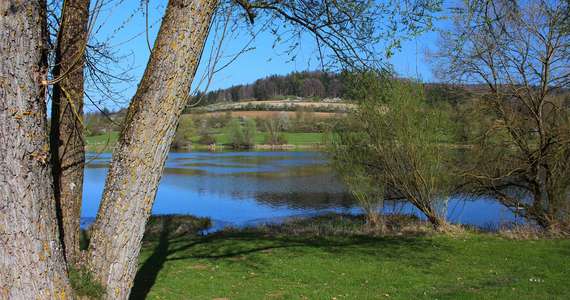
[87,1,446,110]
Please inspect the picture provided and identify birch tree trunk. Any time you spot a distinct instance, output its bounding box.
[50,0,90,266]
[0,1,73,298]
[86,0,218,298]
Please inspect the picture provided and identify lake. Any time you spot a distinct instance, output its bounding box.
[82,151,520,230]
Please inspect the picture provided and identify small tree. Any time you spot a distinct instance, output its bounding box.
[172,117,195,150]
[332,131,385,230]
[341,70,385,103]
[330,77,455,229]
[243,118,257,148]
[278,112,291,131]
[264,119,288,145]
[226,118,245,148]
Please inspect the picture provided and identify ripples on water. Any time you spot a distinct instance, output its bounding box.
[82,151,520,230]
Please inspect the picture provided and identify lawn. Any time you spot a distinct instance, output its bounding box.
[86,131,324,152]
[131,221,570,300]
[85,131,119,152]
[283,132,324,145]
[213,132,324,146]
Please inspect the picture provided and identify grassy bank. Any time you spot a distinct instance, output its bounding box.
[129,215,570,300]
[86,131,325,152]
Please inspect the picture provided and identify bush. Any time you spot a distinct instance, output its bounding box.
[197,133,215,145]
[224,118,257,149]
[330,77,457,229]
[225,118,245,148]
[172,116,195,149]
[264,119,288,145]
[243,118,257,147]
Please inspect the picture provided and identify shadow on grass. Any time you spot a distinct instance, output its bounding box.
[129,218,171,299]
[130,223,447,299]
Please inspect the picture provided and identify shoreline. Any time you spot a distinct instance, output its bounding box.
[86,143,326,153]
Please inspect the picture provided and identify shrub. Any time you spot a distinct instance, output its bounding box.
[172,116,194,150]
[264,119,288,145]
[330,77,457,229]
[198,133,216,145]
[243,118,257,147]
[225,118,245,148]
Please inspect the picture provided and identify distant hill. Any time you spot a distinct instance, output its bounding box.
[188,70,493,109]
[191,71,346,106]
[190,99,355,113]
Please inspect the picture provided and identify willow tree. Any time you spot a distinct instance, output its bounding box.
[330,78,456,229]
[0,1,73,298]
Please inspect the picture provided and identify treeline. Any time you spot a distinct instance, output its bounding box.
[84,108,125,136]
[193,69,496,107]
[194,71,346,105]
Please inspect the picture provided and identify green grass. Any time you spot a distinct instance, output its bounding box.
[131,220,570,299]
[85,131,119,152]
[86,131,324,152]
[211,132,267,145]
[212,132,324,146]
[68,266,105,299]
[283,132,324,145]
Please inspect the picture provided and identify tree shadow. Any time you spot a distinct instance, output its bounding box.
[179,231,448,272]
[130,223,449,299]
[130,218,211,299]
[129,218,171,300]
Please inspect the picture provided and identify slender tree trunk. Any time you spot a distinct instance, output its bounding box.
[0,1,72,298]
[427,214,445,230]
[86,0,218,298]
[420,203,445,230]
[51,0,90,266]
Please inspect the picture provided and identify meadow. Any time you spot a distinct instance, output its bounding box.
[129,215,570,300]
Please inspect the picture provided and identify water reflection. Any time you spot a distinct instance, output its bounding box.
[82,151,519,229]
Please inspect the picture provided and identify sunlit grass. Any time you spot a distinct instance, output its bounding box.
[131,217,570,300]
[86,131,324,152]
[85,131,119,152]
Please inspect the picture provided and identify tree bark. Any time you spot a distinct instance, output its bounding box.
[0,1,73,298]
[86,0,218,298]
[51,0,90,266]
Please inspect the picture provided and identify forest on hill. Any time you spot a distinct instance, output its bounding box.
[191,70,490,106]
[194,71,345,105]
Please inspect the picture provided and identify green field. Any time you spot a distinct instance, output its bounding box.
[212,132,324,146]
[86,131,324,152]
[85,131,119,152]
[130,217,570,300]
[283,132,324,145]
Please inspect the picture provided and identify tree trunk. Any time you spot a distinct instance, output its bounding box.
[0,1,72,298]
[50,0,90,266]
[427,214,445,230]
[86,0,218,298]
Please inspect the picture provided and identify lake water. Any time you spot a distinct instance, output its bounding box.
[82,151,520,230]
